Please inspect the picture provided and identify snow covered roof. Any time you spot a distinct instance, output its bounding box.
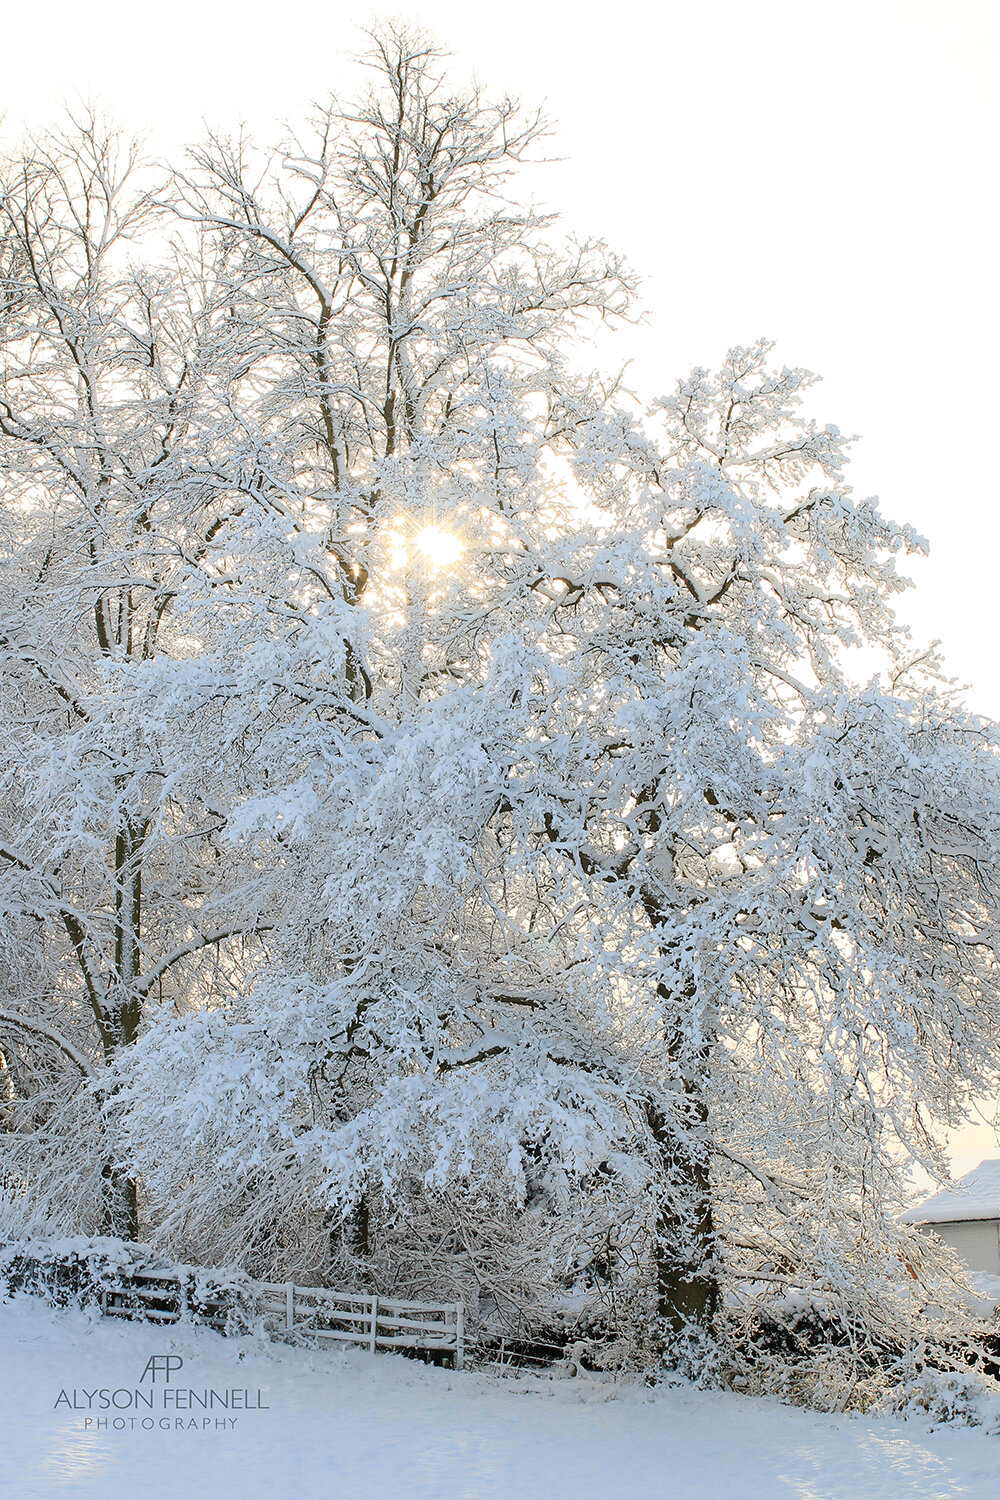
[900,1160,1000,1225]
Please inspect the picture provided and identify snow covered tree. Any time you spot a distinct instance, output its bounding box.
[116,309,1000,1375]
[109,26,640,1287]
[0,115,280,1236]
[484,348,1000,1366]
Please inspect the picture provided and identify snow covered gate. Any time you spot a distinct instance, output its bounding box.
[97,1272,464,1367]
[253,1282,464,1368]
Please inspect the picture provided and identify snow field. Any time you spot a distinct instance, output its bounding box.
[3,1295,1000,1500]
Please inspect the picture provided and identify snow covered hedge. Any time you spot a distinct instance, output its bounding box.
[0,1238,255,1334]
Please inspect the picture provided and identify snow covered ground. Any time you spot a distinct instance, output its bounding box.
[3,1295,1000,1500]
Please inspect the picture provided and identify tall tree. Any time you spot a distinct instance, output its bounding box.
[0,115,275,1235]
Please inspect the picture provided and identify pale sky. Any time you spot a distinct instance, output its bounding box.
[3,0,998,1178]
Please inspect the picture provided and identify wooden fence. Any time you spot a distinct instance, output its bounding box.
[94,1266,464,1369]
[254,1282,464,1367]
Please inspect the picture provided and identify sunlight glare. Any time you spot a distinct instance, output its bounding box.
[415,526,462,569]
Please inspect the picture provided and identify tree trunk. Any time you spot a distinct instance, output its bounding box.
[95,816,145,1240]
[644,1089,718,1363]
[345,1194,371,1258]
[640,905,719,1368]
[101,1156,139,1240]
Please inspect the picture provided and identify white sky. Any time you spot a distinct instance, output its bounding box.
[3,0,998,1178]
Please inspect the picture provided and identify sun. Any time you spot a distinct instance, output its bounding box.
[414,526,462,569]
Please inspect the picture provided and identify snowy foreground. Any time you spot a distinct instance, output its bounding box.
[3,1297,1000,1500]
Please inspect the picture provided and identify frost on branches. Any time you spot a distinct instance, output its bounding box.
[2,27,1000,1402]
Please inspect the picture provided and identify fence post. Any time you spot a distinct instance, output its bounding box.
[369,1295,379,1354]
[454,1302,464,1371]
[285,1282,294,1333]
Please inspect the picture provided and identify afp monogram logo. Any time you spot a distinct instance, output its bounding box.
[53,1354,269,1431]
[140,1355,185,1383]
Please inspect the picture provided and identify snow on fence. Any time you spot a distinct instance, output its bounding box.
[254,1282,464,1366]
[102,1272,464,1368]
[1,1244,464,1369]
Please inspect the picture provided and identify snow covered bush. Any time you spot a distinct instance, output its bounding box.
[2,24,1000,1399]
[882,1368,1000,1432]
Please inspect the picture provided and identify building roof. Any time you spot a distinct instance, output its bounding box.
[900,1159,1000,1225]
